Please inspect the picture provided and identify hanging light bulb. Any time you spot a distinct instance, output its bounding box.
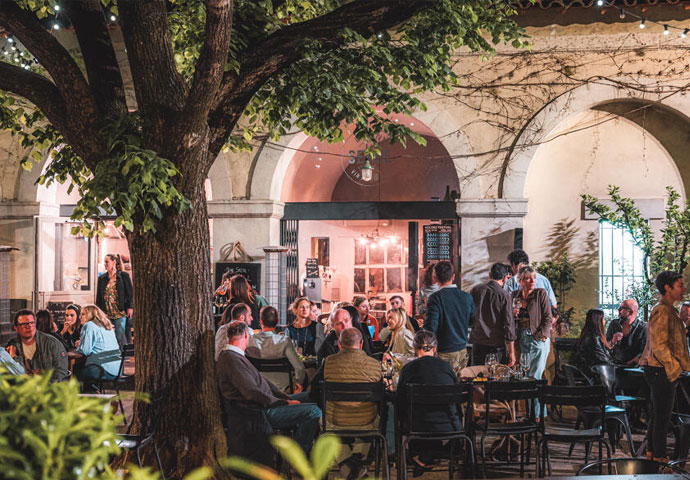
[664,24,670,35]
[619,9,626,19]
[683,28,689,38]
[361,159,374,182]
[639,18,646,29]
[596,0,604,6]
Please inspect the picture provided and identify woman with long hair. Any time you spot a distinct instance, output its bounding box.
[227,274,267,329]
[286,296,324,356]
[74,305,121,387]
[35,309,69,350]
[353,296,379,340]
[96,253,133,347]
[576,309,613,374]
[416,262,440,316]
[385,308,415,355]
[60,304,82,350]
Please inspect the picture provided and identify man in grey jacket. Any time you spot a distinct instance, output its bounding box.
[247,306,306,393]
[6,309,69,382]
[217,321,321,453]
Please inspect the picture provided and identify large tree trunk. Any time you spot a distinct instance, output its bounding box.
[121,161,228,478]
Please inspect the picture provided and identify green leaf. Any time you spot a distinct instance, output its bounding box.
[270,435,315,480]
[310,434,340,479]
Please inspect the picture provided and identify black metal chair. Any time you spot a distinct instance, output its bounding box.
[563,364,636,457]
[471,379,543,478]
[553,338,578,382]
[577,457,690,476]
[115,387,166,479]
[248,356,295,394]
[589,364,638,456]
[396,382,475,480]
[536,385,611,477]
[321,381,389,480]
[96,345,133,422]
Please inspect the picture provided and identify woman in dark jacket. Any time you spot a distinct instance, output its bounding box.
[96,253,133,347]
[227,274,262,330]
[60,304,82,351]
[576,308,613,374]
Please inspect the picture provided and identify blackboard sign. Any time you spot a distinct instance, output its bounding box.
[423,224,454,265]
[305,258,319,278]
[46,301,73,326]
[214,263,261,294]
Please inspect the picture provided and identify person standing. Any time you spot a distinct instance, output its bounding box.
[640,271,690,462]
[504,249,557,307]
[512,265,551,415]
[469,263,516,366]
[424,260,475,370]
[96,253,133,348]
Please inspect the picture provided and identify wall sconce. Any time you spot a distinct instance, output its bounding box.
[361,159,374,182]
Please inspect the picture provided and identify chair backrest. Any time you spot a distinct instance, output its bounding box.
[563,364,594,387]
[480,380,543,429]
[118,343,135,377]
[577,458,689,475]
[542,385,607,435]
[321,381,385,431]
[554,337,578,373]
[247,355,294,392]
[591,364,617,397]
[400,382,473,434]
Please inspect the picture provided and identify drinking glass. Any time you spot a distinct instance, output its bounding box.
[485,353,498,378]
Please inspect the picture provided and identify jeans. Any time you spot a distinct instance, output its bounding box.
[472,344,508,366]
[644,366,677,458]
[265,400,322,454]
[519,329,550,417]
[112,316,127,348]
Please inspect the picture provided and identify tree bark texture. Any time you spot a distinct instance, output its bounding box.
[124,161,227,477]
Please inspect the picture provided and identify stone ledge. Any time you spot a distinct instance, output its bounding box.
[456,199,529,218]
[0,202,60,219]
[207,200,285,219]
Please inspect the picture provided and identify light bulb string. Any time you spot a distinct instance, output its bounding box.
[597,0,690,36]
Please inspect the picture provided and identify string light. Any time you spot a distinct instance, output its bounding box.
[54,5,60,11]
[52,22,60,30]
[639,18,646,29]
[683,28,689,38]
[110,14,116,22]
[619,9,626,19]
[597,0,689,38]
[664,24,670,35]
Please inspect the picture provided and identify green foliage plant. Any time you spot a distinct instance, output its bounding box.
[582,185,690,314]
[0,370,121,480]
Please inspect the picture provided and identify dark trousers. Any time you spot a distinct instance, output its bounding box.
[644,366,677,458]
[471,343,507,366]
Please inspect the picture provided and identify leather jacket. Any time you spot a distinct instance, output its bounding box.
[576,328,612,374]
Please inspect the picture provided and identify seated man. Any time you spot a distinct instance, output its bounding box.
[317,308,354,364]
[324,327,383,479]
[217,321,321,454]
[606,299,646,366]
[6,309,68,382]
[215,303,254,361]
[397,329,461,472]
[247,306,307,394]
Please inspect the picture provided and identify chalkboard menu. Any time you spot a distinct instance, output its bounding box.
[423,224,454,265]
[214,263,261,294]
[305,258,320,278]
[46,301,73,327]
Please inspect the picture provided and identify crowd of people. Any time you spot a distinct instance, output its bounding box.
[5,246,690,473]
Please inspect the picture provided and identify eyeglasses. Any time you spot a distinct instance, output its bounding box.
[618,306,633,312]
[16,322,36,327]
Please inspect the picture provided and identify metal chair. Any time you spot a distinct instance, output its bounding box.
[577,457,690,476]
[96,345,133,422]
[321,381,389,480]
[396,382,475,480]
[471,379,543,478]
[536,385,611,477]
[247,356,295,394]
[115,387,166,479]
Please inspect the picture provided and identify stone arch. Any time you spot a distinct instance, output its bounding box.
[248,101,478,201]
[499,81,690,199]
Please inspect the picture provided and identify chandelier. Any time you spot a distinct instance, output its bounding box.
[357,228,399,248]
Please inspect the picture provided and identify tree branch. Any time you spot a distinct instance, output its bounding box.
[0,2,103,138]
[118,0,188,147]
[183,0,233,122]
[62,0,127,118]
[0,62,97,162]
[207,0,432,158]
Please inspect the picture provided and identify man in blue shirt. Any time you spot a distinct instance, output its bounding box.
[504,249,557,307]
[424,261,475,370]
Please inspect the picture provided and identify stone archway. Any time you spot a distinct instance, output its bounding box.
[499,81,690,200]
[247,101,478,201]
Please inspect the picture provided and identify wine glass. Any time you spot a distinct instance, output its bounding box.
[485,353,498,378]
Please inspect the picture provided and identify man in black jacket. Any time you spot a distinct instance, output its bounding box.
[606,299,646,366]
[6,309,69,382]
[217,321,321,454]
